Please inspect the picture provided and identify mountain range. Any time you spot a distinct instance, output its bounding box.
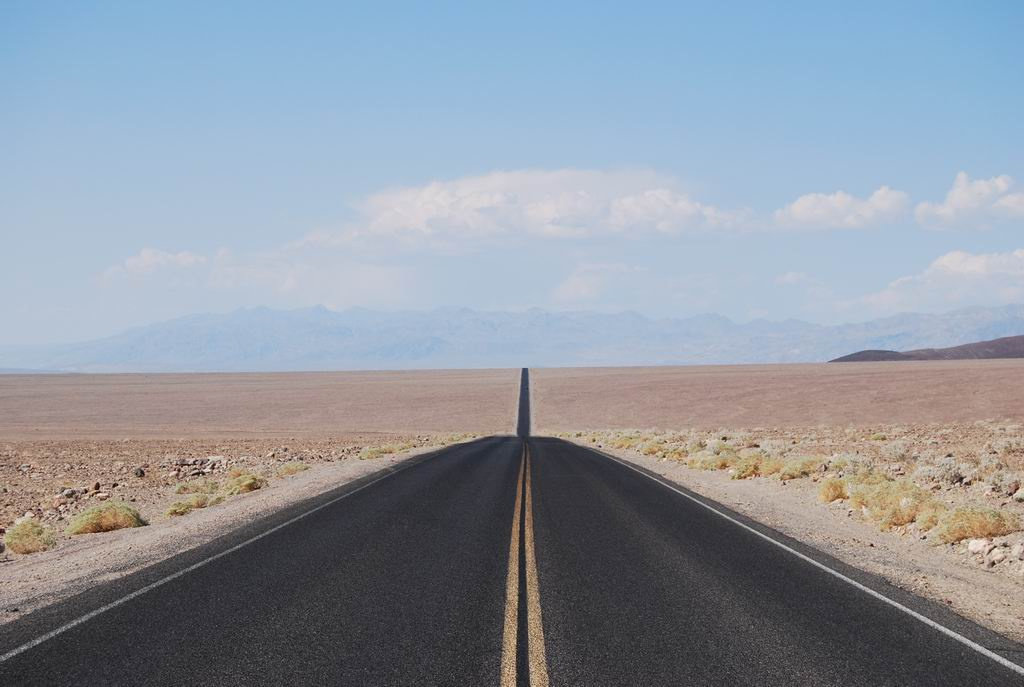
[2,304,1024,372]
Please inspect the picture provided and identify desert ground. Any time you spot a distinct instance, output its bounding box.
[531,360,1024,430]
[0,368,519,439]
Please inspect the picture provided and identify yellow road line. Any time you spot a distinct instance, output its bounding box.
[500,449,525,687]
[523,445,550,686]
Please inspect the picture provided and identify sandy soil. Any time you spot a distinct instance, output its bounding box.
[532,360,1024,431]
[0,368,520,439]
[0,440,469,624]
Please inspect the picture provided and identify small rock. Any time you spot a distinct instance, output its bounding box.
[985,549,1007,568]
[1011,542,1024,561]
[95,491,111,501]
[92,481,101,491]
[1013,488,1024,503]
[1005,480,1021,497]
[133,467,145,478]
[967,538,991,555]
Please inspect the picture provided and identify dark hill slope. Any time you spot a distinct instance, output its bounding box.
[831,334,1024,362]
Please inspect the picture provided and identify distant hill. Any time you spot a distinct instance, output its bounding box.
[3,304,1024,372]
[831,334,1024,363]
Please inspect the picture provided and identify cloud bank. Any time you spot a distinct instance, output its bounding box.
[915,172,1024,228]
[864,249,1024,313]
[774,186,908,229]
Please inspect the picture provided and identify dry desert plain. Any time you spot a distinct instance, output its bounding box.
[530,360,1024,430]
[4,361,1024,641]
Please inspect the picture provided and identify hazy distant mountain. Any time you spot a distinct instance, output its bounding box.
[831,334,1024,362]
[2,304,1024,372]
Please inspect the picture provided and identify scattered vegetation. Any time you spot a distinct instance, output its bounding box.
[779,458,822,481]
[567,425,1024,535]
[818,478,848,503]
[277,462,309,477]
[165,493,222,517]
[223,473,268,495]
[360,441,418,460]
[937,508,1021,544]
[849,479,945,530]
[731,453,765,480]
[4,520,57,554]
[67,503,147,535]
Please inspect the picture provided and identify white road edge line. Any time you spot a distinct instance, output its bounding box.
[591,445,1024,678]
[0,446,453,665]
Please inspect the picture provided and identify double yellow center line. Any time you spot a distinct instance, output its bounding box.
[501,444,549,687]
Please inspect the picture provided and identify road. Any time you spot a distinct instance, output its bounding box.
[2,369,1023,685]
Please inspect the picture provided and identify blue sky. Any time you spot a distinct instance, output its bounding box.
[3,2,1023,344]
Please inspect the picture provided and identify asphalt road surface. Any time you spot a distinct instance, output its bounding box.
[2,369,1023,685]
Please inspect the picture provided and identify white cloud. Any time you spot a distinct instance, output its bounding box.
[305,169,746,247]
[914,172,1023,228]
[774,186,908,229]
[862,248,1024,313]
[108,248,207,276]
[995,192,1024,215]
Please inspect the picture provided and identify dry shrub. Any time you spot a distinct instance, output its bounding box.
[664,448,688,461]
[689,452,735,470]
[818,479,848,503]
[4,519,57,554]
[760,458,785,476]
[916,502,947,531]
[849,480,944,530]
[847,467,890,486]
[731,454,764,480]
[360,441,416,460]
[611,436,639,450]
[223,473,268,495]
[277,462,310,477]
[165,493,222,517]
[936,507,1021,544]
[175,479,220,494]
[779,458,821,481]
[67,503,147,535]
[640,440,664,456]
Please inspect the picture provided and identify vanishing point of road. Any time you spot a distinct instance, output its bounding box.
[2,369,1023,685]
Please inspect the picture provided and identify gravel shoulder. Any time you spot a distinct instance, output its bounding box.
[570,437,1024,643]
